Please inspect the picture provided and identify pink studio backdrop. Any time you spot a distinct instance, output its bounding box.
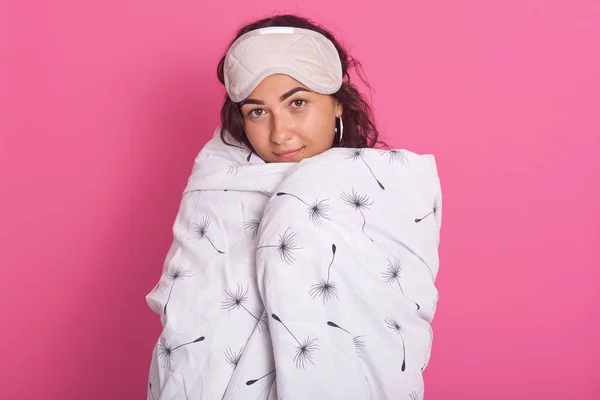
[1,0,599,399]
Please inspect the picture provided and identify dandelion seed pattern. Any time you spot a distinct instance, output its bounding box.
[259,311,269,332]
[148,382,156,400]
[381,149,409,165]
[421,325,433,371]
[188,189,204,211]
[192,216,225,254]
[149,144,440,397]
[327,321,366,355]
[227,164,240,175]
[158,335,205,369]
[257,227,301,265]
[415,194,441,223]
[163,265,193,316]
[272,313,319,369]
[382,258,421,311]
[308,244,339,303]
[385,317,407,372]
[341,188,374,242]
[243,218,261,239]
[245,369,275,386]
[221,285,267,333]
[276,192,330,226]
[224,346,244,368]
[346,149,385,190]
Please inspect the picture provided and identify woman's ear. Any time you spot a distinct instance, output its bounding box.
[335,99,344,118]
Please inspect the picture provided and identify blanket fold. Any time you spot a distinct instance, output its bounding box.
[146,127,442,400]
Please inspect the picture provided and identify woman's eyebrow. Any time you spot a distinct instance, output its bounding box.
[279,87,311,101]
[240,87,311,107]
[240,98,264,107]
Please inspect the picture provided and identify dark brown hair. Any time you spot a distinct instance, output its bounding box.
[216,14,384,150]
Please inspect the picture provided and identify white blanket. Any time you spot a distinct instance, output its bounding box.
[146,128,442,400]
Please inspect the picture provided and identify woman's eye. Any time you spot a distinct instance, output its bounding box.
[248,109,264,118]
[291,99,306,108]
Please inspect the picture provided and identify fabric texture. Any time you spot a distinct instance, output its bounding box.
[146,127,442,400]
[223,26,343,102]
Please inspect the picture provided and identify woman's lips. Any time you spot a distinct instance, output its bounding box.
[275,147,304,159]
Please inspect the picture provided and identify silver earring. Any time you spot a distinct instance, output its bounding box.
[336,116,344,142]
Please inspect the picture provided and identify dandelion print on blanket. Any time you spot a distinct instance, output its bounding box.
[191,216,225,254]
[308,244,339,304]
[382,258,421,311]
[385,316,407,372]
[163,264,193,316]
[421,325,433,371]
[227,163,240,175]
[257,227,301,265]
[246,369,275,386]
[432,293,439,312]
[224,346,244,369]
[243,218,261,239]
[327,321,366,355]
[221,285,268,333]
[341,188,374,242]
[346,149,385,190]
[276,191,330,226]
[409,390,421,400]
[415,194,441,223]
[158,335,205,370]
[381,149,409,165]
[271,313,319,369]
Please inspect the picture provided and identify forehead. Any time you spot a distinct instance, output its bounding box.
[246,74,309,98]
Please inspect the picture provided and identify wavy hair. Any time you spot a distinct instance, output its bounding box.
[216,14,384,150]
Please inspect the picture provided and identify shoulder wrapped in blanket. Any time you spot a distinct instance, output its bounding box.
[146,127,442,400]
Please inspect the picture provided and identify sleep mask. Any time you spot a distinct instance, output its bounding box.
[223,26,343,103]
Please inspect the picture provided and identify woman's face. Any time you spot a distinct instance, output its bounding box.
[239,74,343,163]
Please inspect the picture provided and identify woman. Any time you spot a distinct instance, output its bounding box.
[215,14,382,161]
[146,14,442,400]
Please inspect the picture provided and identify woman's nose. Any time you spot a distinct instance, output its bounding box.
[270,114,293,144]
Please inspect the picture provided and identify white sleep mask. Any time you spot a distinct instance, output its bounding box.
[223,26,343,103]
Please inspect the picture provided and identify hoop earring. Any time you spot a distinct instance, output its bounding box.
[336,116,344,142]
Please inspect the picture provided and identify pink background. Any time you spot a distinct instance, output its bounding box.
[1,0,599,399]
